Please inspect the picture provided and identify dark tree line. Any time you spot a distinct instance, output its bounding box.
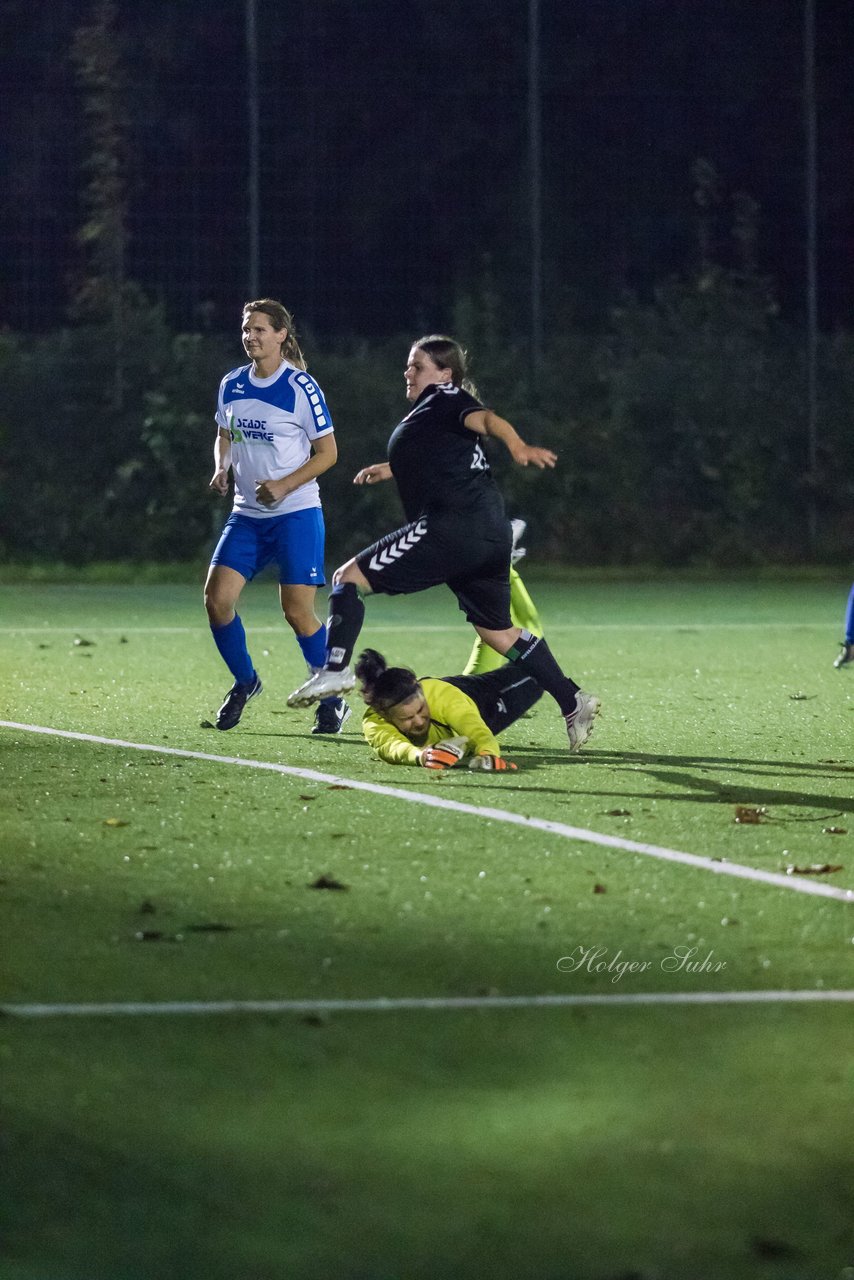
[1,262,851,569]
[0,1,852,568]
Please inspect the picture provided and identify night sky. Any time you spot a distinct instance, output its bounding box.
[2,0,853,338]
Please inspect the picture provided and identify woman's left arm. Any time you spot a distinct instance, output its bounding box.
[463,409,557,470]
[256,432,338,507]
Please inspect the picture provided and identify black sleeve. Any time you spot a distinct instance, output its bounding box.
[455,388,484,429]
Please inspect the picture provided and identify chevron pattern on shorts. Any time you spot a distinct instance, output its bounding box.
[368,519,428,572]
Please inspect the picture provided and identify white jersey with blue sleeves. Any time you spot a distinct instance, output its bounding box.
[215,359,334,518]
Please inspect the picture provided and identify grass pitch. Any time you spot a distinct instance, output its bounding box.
[0,574,852,1280]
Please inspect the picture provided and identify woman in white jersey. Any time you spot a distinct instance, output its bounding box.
[205,298,349,734]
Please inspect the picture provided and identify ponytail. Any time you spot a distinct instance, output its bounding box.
[355,649,421,713]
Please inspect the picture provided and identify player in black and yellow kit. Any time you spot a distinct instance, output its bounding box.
[288,335,600,752]
[355,649,541,770]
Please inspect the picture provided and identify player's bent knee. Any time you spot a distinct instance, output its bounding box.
[204,589,236,627]
[282,606,318,633]
[333,560,368,591]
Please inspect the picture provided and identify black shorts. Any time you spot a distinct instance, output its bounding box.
[442,668,543,734]
[356,512,513,630]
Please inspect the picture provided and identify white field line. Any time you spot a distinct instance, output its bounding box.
[2,721,852,904]
[3,990,853,1019]
[0,622,833,634]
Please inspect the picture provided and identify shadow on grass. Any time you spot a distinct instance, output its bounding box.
[502,747,854,815]
[195,732,854,816]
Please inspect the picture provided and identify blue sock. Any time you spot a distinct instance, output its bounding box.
[844,584,854,645]
[297,624,327,671]
[211,615,255,684]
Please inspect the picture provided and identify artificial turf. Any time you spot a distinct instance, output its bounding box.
[0,575,852,1279]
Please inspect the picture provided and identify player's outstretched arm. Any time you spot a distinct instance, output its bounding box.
[354,462,393,485]
[463,410,557,470]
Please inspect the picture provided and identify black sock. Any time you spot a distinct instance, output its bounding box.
[505,629,579,715]
[325,581,365,671]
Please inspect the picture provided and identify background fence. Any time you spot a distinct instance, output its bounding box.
[1,0,852,567]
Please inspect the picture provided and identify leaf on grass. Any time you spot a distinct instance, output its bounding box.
[73,636,95,647]
[103,817,129,827]
[822,826,848,835]
[604,808,632,816]
[785,863,843,876]
[734,806,767,824]
[593,883,607,894]
[309,874,349,891]
[184,922,235,933]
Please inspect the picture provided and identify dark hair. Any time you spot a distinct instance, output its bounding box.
[413,334,479,397]
[242,297,307,370]
[355,649,421,713]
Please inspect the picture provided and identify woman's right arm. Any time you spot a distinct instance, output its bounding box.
[210,428,231,495]
[463,409,557,470]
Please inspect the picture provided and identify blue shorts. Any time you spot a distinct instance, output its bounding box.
[210,509,326,585]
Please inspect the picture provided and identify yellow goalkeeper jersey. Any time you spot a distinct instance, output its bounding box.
[361,677,501,765]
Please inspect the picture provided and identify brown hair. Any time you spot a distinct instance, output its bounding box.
[243,298,307,370]
[354,649,421,714]
[413,334,478,397]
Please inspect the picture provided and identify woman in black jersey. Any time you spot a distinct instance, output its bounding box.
[288,335,600,751]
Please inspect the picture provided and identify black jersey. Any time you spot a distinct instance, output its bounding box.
[387,383,504,522]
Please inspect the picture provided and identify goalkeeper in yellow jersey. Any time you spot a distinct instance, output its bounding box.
[355,648,542,770]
